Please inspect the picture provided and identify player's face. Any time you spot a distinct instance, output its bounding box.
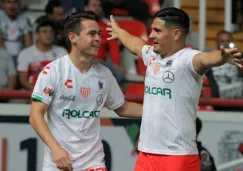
[3,0,19,18]
[76,19,101,57]
[36,26,54,45]
[149,18,173,56]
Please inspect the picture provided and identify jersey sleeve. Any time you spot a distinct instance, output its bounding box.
[31,65,56,105]
[185,49,203,78]
[105,75,125,110]
[141,45,155,66]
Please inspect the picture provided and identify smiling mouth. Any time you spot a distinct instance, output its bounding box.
[92,45,100,49]
[153,43,159,46]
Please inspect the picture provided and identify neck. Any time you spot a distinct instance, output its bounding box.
[69,48,93,74]
[36,42,52,52]
[161,42,186,58]
[7,14,16,20]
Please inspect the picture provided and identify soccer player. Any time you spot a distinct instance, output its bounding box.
[106,7,243,171]
[29,11,142,171]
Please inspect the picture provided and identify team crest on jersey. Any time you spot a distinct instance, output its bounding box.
[153,62,161,75]
[98,80,103,90]
[80,87,91,99]
[166,60,173,67]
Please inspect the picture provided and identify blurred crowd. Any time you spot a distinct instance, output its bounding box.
[0,0,243,110]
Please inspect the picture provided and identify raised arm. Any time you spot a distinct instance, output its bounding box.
[29,101,73,171]
[106,15,147,58]
[193,46,243,75]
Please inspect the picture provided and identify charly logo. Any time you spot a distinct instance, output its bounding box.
[60,95,76,101]
[96,94,103,106]
[64,80,73,89]
[162,71,175,83]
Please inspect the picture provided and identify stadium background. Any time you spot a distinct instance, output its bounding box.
[1,0,243,171]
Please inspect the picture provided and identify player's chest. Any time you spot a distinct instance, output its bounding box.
[145,57,183,86]
[56,76,108,105]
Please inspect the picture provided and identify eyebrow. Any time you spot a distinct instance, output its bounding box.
[87,30,101,34]
[152,27,162,32]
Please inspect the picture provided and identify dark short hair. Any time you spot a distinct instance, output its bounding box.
[216,30,233,40]
[64,11,99,49]
[36,19,54,33]
[45,0,62,15]
[154,7,190,38]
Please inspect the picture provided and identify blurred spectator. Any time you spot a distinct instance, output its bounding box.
[206,30,243,99]
[196,117,217,171]
[0,0,32,66]
[17,20,67,90]
[0,47,16,90]
[159,0,173,9]
[35,0,68,50]
[85,0,125,84]
[101,0,150,24]
[58,0,84,15]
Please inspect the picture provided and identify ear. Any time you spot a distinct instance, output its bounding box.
[173,29,182,41]
[68,32,77,44]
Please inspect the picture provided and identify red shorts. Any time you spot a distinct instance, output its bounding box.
[134,152,200,171]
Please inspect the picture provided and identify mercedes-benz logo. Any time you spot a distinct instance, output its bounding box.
[162,71,175,83]
[96,94,103,106]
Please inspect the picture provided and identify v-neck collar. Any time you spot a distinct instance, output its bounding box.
[66,55,94,77]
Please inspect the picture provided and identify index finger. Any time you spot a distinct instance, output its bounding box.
[227,48,239,54]
[220,45,225,56]
[110,15,116,23]
[67,163,73,171]
[65,158,73,171]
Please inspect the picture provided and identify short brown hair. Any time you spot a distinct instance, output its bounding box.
[64,11,99,49]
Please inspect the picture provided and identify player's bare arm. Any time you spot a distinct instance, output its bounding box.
[29,100,73,171]
[106,15,146,58]
[114,101,143,118]
[193,46,243,75]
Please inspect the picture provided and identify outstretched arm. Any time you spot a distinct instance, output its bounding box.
[106,15,147,58]
[193,46,243,75]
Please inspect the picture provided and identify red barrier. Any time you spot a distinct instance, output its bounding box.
[0,90,243,108]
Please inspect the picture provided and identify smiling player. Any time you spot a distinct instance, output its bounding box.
[29,11,143,171]
[107,7,243,171]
